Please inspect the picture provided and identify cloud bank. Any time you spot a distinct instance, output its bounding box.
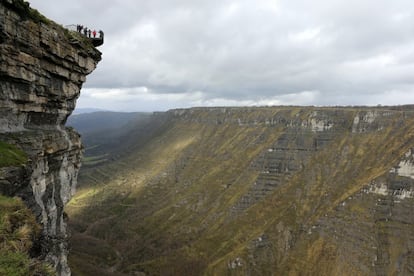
[30,0,414,111]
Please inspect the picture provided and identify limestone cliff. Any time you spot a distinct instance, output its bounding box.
[0,1,101,275]
[68,106,414,275]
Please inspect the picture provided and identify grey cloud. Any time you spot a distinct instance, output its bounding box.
[29,0,414,110]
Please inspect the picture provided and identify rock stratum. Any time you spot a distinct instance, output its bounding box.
[70,106,414,275]
[0,1,100,275]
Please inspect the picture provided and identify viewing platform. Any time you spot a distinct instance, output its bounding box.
[65,24,104,47]
[90,37,104,47]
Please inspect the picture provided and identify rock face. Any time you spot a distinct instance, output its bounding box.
[160,107,414,275]
[0,1,101,275]
[68,106,414,275]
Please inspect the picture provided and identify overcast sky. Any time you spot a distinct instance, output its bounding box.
[29,0,414,111]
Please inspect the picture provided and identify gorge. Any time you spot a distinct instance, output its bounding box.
[68,107,414,275]
[1,1,414,276]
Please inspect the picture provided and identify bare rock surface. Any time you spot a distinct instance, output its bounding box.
[0,1,101,275]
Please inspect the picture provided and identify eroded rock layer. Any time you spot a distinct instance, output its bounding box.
[68,106,414,275]
[0,1,100,275]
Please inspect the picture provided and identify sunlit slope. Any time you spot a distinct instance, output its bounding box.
[67,106,414,275]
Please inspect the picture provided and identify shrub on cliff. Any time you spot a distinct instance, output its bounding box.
[0,141,27,167]
[0,195,54,276]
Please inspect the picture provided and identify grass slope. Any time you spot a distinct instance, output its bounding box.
[0,141,27,168]
[0,195,53,276]
[67,107,414,275]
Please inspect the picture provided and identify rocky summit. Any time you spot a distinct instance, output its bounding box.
[0,1,100,275]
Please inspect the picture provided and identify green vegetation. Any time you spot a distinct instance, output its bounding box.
[67,107,414,275]
[0,250,33,276]
[82,154,109,166]
[0,141,27,167]
[0,195,54,276]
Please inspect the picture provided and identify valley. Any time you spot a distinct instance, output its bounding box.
[67,106,414,275]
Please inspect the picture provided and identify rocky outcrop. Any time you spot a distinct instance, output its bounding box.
[0,1,101,275]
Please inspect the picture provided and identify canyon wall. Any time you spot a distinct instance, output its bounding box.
[68,106,414,275]
[0,1,100,275]
[168,107,414,275]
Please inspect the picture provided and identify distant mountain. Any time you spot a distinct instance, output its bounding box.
[71,108,107,115]
[67,111,150,134]
[67,111,154,166]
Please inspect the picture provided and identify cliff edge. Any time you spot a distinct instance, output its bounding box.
[0,0,101,275]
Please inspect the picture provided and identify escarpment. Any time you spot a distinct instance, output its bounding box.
[69,106,414,275]
[0,1,101,275]
[168,107,414,275]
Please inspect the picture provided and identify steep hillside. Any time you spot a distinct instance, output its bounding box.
[68,106,414,275]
